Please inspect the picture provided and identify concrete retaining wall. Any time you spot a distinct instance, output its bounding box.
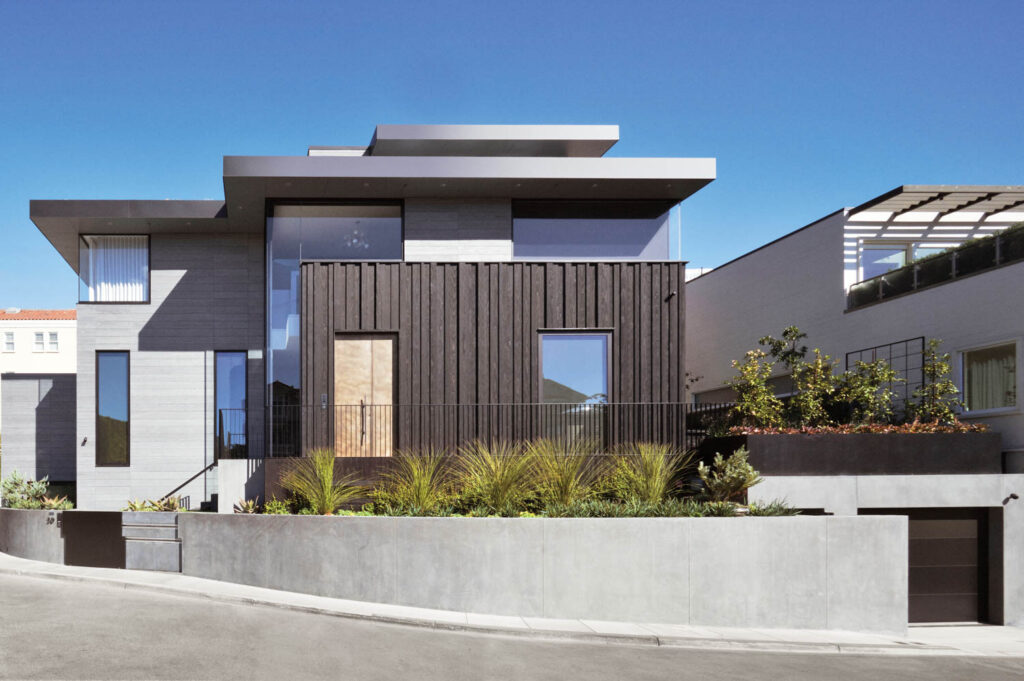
[0,508,64,564]
[179,514,908,634]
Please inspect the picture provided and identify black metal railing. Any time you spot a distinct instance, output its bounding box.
[218,402,737,458]
[848,225,1024,309]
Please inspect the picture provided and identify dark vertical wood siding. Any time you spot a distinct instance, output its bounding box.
[301,262,685,410]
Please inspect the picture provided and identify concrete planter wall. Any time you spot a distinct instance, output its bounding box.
[700,432,1003,476]
[122,512,180,572]
[0,508,64,564]
[179,514,908,634]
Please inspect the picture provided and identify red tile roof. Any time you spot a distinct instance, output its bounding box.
[0,309,76,321]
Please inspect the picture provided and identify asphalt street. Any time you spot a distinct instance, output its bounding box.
[1,573,1023,680]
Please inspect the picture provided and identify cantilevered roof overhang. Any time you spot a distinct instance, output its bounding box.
[849,185,1024,219]
[367,124,621,157]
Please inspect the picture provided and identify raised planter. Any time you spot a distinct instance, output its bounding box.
[914,252,954,288]
[179,513,908,634]
[122,512,180,572]
[699,432,1003,476]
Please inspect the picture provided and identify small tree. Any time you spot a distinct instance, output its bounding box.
[789,349,839,427]
[835,358,903,424]
[698,447,763,502]
[910,339,963,424]
[726,349,784,428]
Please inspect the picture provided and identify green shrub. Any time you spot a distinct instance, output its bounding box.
[456,440,536,516]
[234,497,260,514]
[372,448,453,515]
[609,442,694,503]
[909,339,963,424]
[702,501,738,516]
[282,448,364,515]
[747,499,800,516]
[40,495,73,511]
[835,359,903,424]
[726,349,784,428]
[544,497,717,518]
[528,438,607,506]
[697,447,762,502]
[1,472,50,509]
[263,497,291,515]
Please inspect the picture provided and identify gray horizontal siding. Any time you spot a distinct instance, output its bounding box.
[0,374,76,483]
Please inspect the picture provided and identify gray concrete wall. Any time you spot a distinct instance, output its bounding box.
[0,508,64,563]
[1,374,76,483]
[216,458,265,513]
[403,199,512,261]
[179,515,908,633]
[76,233,264,510]
[750,473,1024,626]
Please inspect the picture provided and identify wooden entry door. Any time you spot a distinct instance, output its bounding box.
[334,335,394,457]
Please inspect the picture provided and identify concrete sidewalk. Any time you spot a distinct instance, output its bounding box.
[0,551,1020,657]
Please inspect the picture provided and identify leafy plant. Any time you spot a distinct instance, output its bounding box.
[909,338,964,424]
[456,440,537,516]
[263,497,291,515]
[697,446,762,502]
[282,448,364,515]
[40,495,73,510]
[528,438,606,506]
[726,349,784,428]
[234,497,260,514]
[701,501,739,517]
[124,499,149,511]
[373,448,453,515]
[149,496,184,512]
[834,358,903,424]
[609,442,695,503]
[1,472,50,509]
[747,499,800,516]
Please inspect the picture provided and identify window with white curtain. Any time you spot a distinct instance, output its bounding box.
[79,235,150,302]
[963,343,1017,411]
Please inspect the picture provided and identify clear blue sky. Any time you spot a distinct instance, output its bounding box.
[2,0,1022,309]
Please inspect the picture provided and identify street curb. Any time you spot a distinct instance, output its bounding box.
[0,565,958,655]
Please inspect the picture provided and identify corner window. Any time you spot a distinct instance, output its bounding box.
[540,333,609,404]
[96,351,130,466]
[33,332,44,352]
[514,201,672,261]
[215,351,248,459]
[48,332,58,352]
[3,332,14,352]
[860,246,907,280]
[79,235,150,303]
[963,343,1017,412]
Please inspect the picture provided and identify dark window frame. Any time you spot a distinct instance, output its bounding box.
[537,329,613,404]
[95,350,130,467]
[78,234,152,305]
[215,350,249,460]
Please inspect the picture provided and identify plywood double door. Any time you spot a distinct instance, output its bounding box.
[333,335,394,457]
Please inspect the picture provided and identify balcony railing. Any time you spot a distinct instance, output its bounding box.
[847,225,1024,310]
[217,402,737,459]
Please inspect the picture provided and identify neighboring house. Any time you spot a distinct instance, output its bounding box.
[0,308,77,485]
[687,185,1024,626]
[26,124,716,510]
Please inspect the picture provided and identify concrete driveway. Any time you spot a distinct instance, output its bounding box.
[1,573,1024,681]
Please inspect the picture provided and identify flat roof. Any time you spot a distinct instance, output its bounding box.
[367,124,620,157]
[850,185,1024,218]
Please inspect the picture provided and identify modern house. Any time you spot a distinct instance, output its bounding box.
[22,124,715,511]
[686,186,1024,625]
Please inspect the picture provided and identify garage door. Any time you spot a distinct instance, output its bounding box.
[861,508,990,623]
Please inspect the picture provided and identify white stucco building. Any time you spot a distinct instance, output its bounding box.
[0,308,77,431]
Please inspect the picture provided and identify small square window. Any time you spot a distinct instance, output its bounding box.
[33,332,44,352]
[3,332,13,352]
[963,343,1017,411]
[48,332,59,352]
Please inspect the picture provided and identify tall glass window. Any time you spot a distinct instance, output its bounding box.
[79,235,150,302]
[216,351,248,459]
[513,201,672,261]
[963,343,1017,411]
[96,351,129,466]
[267,204,402,454]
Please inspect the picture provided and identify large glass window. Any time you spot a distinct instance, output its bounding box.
[96,351,129,466]
[963,343,1017,411]
[79,235,149,302]
[513,201,672,261]
[860,245,906,280]
[540,334,609,404]
[267,204,402,449]
[216,351,248,459]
